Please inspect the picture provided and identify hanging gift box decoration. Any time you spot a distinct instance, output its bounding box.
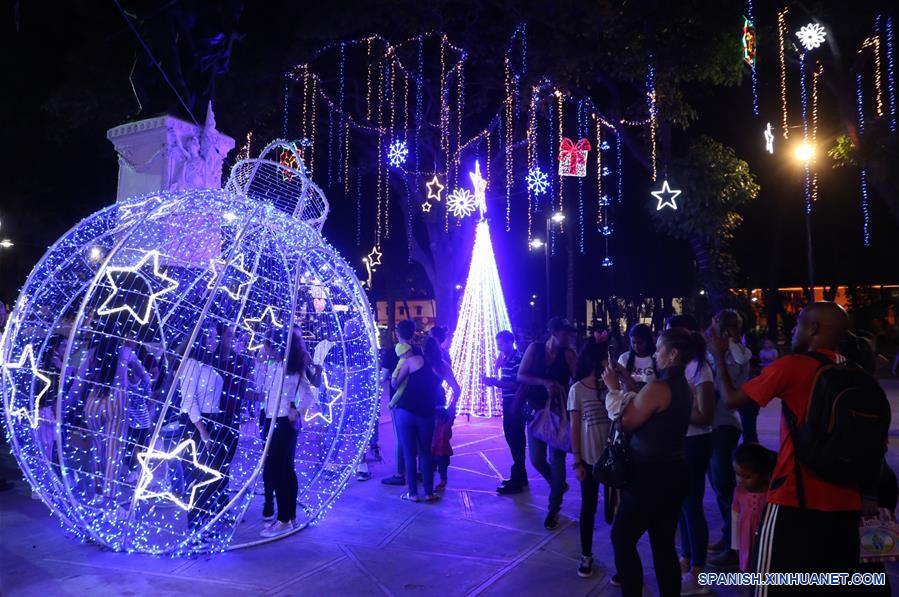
[558,137,591,177]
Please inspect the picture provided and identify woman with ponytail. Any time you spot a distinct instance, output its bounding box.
[666,314,715,595]
[602,327,699,597]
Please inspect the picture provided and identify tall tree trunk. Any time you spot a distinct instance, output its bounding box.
[688,235,728,314]
[566,229,575,322]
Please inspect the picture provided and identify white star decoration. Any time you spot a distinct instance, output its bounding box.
[135,439,224,511]
[469,160,488,220]
[425,176,444,201]
[97,250,179,325]
[366,246,382,269]
[421,201,432,213]
[207,253,257,301]
[795,23,826,51]
[304,372,343,425]
[651,180,682,211]
[2,344,52,429]
[242,306,284,352]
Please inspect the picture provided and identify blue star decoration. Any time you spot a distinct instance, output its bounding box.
[651,180,682,211]
[97,250,179,325]
[304,371,343,425]
[2,344,52,429]
[135,439,224,511]
[207,253,258,301]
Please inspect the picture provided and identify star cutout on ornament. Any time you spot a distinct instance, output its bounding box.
[304,372,343,425]
[446,188,477,218]
[2,344,52,429]
[651,180,682,211]
[366,246,382,269]
[764,123,775,154]
[207,253,257,301]
[421,201,433,213]
[795,23,827,51]
[425,176,444,201]
[134,439,224,511]
[97,250,179,325]
[242,306,284,352]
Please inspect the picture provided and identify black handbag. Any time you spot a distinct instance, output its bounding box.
[593,417,630,488]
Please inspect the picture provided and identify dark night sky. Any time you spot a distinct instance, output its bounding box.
[2,0,897,315]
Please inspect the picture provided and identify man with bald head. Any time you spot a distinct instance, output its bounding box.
[709,302,864,594]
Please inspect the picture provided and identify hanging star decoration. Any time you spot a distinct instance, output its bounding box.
[387,140,409,167]
[134,439,224,511]
[796,23,827,51]
[207,253,257,301]
[447,188,477,218]
[2,344,52,429]
[366,246,382,270]
[421,201,433,213]
[242,305,284,352]
[651,180,682,211]
[425,176,444,201]
[525,166,549,195]
[304,371,343,425]
[764,123,775,154]
[469,160,488,220]
[97,250,179,325]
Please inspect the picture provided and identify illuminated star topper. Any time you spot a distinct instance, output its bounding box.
[304,371,343,425]
[97,250,179,325]
[135,439,224,511]
[651,180,682,211]
[2,344,52,429]
[469,160,488,220]
[242,305,284,352]
[425,176,444,201]
[207,253,257,301]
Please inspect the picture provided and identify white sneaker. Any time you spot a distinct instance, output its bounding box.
[260,519,296,538]
[681,572,712,595]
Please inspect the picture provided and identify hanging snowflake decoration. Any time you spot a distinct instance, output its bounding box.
[795,23,827,51]
[600,141,611,151]
[525,166,549,195]
[602,257,614,267]
[601,166,611,177]
[446,188,477,218]
[600,224,613,236]
[387,140,408,167]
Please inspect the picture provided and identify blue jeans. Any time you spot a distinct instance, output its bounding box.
[395,408,435,496]
[679,432,713,567]
[708,425,741,546]
[390,407,405,476]
[527,429,566,514]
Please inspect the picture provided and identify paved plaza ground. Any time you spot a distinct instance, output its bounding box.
[3,380,899,596]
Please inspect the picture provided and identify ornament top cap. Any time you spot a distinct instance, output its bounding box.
[225,139,329,230]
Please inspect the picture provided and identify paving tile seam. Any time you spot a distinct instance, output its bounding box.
[339,543,395,597]
[40,557,269,592]
[282,535,516,565]
[451,434,506,450]
[463,519,578,596]
[263,554,349,595]
[375,507,427,548]
[478,452,504,481]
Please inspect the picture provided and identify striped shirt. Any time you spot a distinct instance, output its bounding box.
[499,350,522,402]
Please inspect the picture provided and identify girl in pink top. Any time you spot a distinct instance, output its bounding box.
[731,443,777,571]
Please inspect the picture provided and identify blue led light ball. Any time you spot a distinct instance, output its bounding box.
[0,141,379,555]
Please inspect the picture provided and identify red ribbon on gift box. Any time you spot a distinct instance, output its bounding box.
[558,137,592,174]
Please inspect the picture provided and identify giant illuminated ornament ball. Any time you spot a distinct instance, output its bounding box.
[0,140,379,555]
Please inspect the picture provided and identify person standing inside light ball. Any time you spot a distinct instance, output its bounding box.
[179,323,224,450]
[260,330,318,537]
[36,334,68,463]
[604,328,697,597]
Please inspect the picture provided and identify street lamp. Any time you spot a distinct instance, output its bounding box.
[792,141,816,295]
[0,239,13,249]
[530,212,566,321]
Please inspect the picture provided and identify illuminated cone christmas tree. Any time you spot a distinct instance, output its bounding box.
[449,162,512,417]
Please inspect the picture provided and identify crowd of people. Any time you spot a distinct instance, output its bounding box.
[370,303,894,596]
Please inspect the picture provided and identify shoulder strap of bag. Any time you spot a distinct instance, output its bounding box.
[781,401,806,509]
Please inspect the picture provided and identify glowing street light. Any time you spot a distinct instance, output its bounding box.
[794,142,814,162]
[550,212,566,224]
[529,238,546,250]
[0,239,13,249]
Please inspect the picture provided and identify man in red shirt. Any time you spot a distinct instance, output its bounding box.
[710,302,864,595]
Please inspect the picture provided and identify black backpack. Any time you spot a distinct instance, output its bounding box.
[783,352,891,507]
